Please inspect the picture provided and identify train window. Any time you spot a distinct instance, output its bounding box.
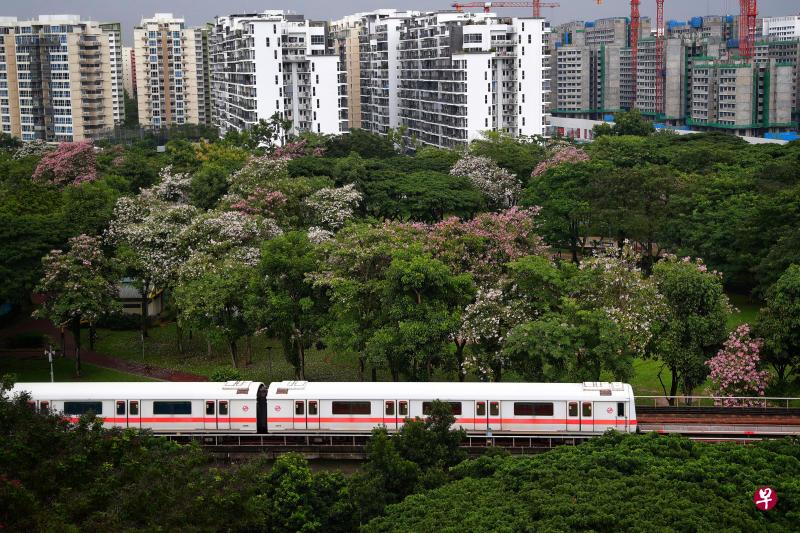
[64,401,103,415]
[153,401,192,415]
[308,401,317,416]
[476,401,486,416]
[422,402,462,416]
[582,402,592,417]
[130,401,139,415]
[206,401,215,415]
[40,401,50,413]
[295,401,304,416]
[26,401,35,411]
[490,402,499,416]
[220,401,229,415]
[385,401,394,416]
[398,401,408,416]
[332,401,371,415]
[568,402,578,417]
[514,402,553,416]
[116,401,126,416]
[617,402,625,417]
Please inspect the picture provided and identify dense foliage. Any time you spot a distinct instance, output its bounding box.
[366,431,800,532]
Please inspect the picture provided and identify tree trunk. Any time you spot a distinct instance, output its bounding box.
[176,324,184,354]
[72,317,82,377]
[298,342,305,380]
[229,340,238,368]
[668,366,680,406]
[88,324,96,351]
[207,339,212,357]
[371,367,378,382]
[140,282,150,338]
[454,341,466,382]
[246,336,253,366]
[358,355,365,381]
[60,327,65,357]
[391,367,399,381]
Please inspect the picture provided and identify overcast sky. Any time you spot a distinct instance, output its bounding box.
[6,0,799,45]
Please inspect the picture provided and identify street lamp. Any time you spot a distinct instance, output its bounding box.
[45,344,56,383]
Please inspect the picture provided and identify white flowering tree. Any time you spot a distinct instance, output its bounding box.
[458,285,527,382]
[180,209,282,264]
[34,235,119,376]
[303,183,363,231]
[450,154,522,209]
[106,194,199,341]
[141,165,192,204]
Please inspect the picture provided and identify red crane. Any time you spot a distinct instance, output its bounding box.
[655,0,665,114]
[630,0,640,99]
[738,0,758,58]
[452,2,561,18]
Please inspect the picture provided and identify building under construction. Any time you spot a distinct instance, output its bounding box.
[549,14,798,136]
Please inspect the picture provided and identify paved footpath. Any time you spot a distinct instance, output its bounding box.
[0,317,207,382]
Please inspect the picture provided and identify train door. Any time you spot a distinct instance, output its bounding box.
[307,400,319,430]
[218,401,231,430]
[293,400,306,430]
[115,400,127,428]
[595,401,625,432]
[489,401,501,432]
[204,400,217,430]
[474,401,488,432]
[128,400,141,428]
[567,401,580,431]
[384,400,397,430]
[581,401,594,432]
[398,400,409,427]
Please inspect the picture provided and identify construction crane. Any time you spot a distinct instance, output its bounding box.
[738,0,758,59]
[452,2,561,19]
[655,0,665,115]
[630,0,640,98]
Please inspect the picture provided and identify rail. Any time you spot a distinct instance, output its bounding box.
[635,395,800,409]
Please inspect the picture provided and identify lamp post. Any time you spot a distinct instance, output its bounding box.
[45,344,55,383]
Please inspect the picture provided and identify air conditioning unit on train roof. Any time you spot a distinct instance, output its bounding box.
[582,382,625,391]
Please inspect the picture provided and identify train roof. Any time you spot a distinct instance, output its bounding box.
[9,381,265,401]
[267,381,634,401]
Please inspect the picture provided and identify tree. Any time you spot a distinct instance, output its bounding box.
[592,109,655,137]
[303,183,363,231]
[189,163,230,209]
[33,235,119,376]
[756,264,800,382]
[365,249,474,380]
[531,143,589,177]
[705,324,771,406]
[450,154,521,209]
[174,256,252,368]
[248,232,327,379]
[650,257,730,402]
[31,141,97,187]
[469,130,545,177]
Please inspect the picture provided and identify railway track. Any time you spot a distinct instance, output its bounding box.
[158,406,800,458]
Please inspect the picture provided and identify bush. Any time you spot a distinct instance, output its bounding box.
[209,368,243,382]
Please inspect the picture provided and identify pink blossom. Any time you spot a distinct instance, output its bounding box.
[31,141,97,187]
[705,324,771,407]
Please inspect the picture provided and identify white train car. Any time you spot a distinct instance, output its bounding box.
[10,381,265,433]
[266,381,637,435]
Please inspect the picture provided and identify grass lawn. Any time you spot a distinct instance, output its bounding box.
[0,355,152,382]
[82,322,369,383]
[726,292,761,330]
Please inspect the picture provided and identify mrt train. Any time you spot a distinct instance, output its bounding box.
[9,380,637,435]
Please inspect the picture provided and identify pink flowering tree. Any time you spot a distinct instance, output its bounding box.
[450,154,521,209]
[706,325,771,406]
[31,141,97,187]
[231,188,288,218]
[271,138,325,160]
[531,144,589,177]
[33,235,119,376]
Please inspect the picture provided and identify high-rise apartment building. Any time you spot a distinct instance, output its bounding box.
[0,15,122,141]
[393,11,551,148]
[122,45,134,95]
[762,16,800,41]
[210,11,343,138]
[133,13,211,127]
[328,13,368,131]
[101,22,124,125]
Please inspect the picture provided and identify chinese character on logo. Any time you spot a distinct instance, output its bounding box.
[753,487,777,511]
